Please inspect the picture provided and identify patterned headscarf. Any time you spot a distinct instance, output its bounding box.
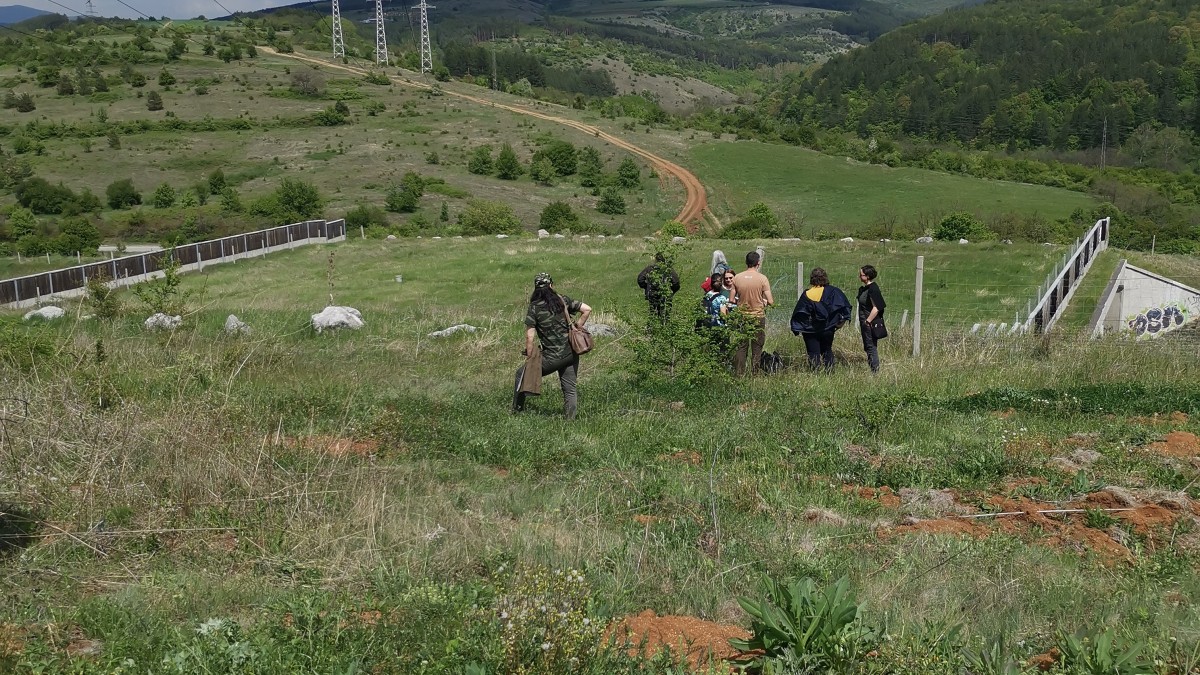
[534,272,553,288]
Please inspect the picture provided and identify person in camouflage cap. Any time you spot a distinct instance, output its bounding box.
[513,272,592,420]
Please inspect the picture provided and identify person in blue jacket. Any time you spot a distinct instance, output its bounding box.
[790,267,852,372]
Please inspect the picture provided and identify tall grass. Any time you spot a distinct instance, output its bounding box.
[1,238,1198,672]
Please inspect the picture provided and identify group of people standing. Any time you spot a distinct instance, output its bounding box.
[513,250,887,420]
[699,250,887,375]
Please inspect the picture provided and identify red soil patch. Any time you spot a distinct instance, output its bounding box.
[1029,647,1060,671]
[1146,431,1200,459]
[607,610,751,672]
[661,450,702,466]
[1130,411,1190,425]
[847,485,901,509]
[884,488,1185,563]
[0,623,26,657]
[270,434,381,458]
[1003,477,1047,492]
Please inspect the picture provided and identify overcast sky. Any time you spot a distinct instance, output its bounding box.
[18,0,306,20]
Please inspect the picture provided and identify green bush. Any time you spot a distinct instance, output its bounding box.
[495,143,524,180]
[56,216,101,254]
[596,187,625,215]
[106,178,142,209]
[723,202,781,239]
[659,220,687,238]
[616,157,640,189]
[934,212,990,241]
[151,182,176,208]
[468,145,493,175]
[346,203,388,231]
[532,140,577,176]
[273,178,323,222]
[539,201,578,232]
[459,200,521,236]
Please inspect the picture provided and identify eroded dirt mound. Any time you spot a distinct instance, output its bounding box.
[847,485,901,509]
[268,434,381,458]
[1146,431,1200,459]
[879,486,1188,563]
[607,610,750,672]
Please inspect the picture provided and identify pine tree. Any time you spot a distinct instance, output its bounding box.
[467,145,493,175]
[495,142,524,180]
[597,187,626,215]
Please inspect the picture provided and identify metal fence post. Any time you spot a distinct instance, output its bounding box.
[913,255,924,358]
[796,262,804,301]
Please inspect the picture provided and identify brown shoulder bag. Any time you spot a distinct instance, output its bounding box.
[561,296,593,355]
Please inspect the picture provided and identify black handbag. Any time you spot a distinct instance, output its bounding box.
[870,318,888,340]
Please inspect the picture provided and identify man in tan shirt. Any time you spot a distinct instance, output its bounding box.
[731,250,773,375]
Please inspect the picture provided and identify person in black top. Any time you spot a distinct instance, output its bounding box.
[637,252,681,321]
[857,265,886,373]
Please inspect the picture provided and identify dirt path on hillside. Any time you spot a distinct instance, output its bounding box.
[262,48,708,228]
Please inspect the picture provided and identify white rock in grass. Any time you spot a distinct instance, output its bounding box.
[537,229,550,239]
[916,236,934,243]
[144,313,182,331]
[496,234,509,239]
[839,237,854,243]
[428,324,478,338]
[23,306,64,321]
[672,236,686,244]
[386,234,397,241]
[553,233,566,239]
[224,314,250,335]
[959,238,970,244]
[312,306,364,333]
[588,322,617,337]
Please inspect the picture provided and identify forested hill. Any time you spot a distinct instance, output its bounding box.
[784,0,1200,151]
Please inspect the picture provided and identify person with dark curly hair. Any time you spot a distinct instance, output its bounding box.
[514,272,591,420]
[790,267,851,372]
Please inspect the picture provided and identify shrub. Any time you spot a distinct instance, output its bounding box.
[495,143,524,180]
[7,207,38,238]
[934,212,990,241]
[290,70,324,97]
[106,179,142,209]
[219,187,242,213]
[85,269,121,321]
[14,93,34,112]
[616,157,640,189]
[459,199,521,236]
[133,251,193,316]
[207,169,227,194]
[385,172,424,213]
[577,146,603,187]
[346,203,389,231]
[273,178,323,222]
[313,105,346,126]
[151,182,176,208]
[16,178,78,215]
[723,202,781,239]
[532,140,577,176]
[146,90,163,111]
[468,145,493,175]
[659,220,687,238]
[596,187,625,215]
[540,201,578,232]
[530,157,556,186]
[56,217,101,254]
[158,69,176,87]
[363,71,390,85]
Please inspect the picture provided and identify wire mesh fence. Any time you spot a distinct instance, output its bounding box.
[0,219,346,307]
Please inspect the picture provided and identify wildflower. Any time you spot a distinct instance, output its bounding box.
[542,641,552,651]
[582,618,591,626]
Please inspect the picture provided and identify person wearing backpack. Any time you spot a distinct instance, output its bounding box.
[514,272,592,420]
[637,252,681,321]
[857,265,886,373]
[790,267,851,372]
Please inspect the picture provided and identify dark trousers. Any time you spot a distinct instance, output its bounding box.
[733,316,767,376]
[860,324,880,373]
[513,355,579,420]
[802,331,836,371]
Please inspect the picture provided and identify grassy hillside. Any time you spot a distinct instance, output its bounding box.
[690,140,1098,237]
[1,237,1199,671]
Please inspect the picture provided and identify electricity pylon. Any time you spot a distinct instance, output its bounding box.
[413,0,434,73]
[331,0,345,58]
[375,0,389,64]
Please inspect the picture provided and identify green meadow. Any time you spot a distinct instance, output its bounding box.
[690,141,1099,238]
[1,236,1199,673]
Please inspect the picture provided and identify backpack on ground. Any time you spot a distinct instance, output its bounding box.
[759,351,784,374]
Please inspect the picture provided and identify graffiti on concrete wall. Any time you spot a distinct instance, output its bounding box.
[1126,302,1190,338]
